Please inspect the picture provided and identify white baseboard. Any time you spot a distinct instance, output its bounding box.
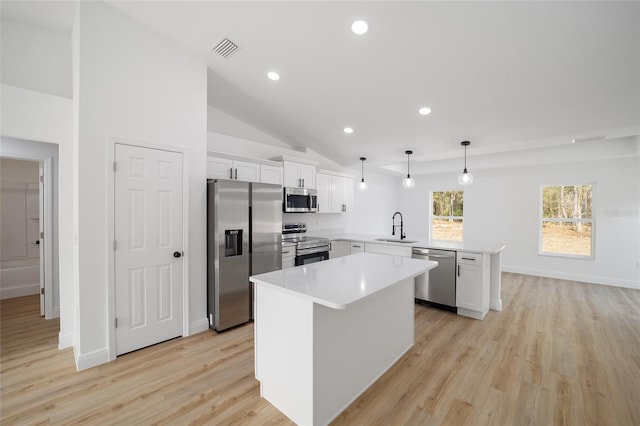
[189,317,210,335]
[0,283,39,299]
[58,330,74,349]
[75,347,110,371]
[502,265,640,290]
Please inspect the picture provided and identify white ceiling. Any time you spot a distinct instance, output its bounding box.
[3,1,639,173]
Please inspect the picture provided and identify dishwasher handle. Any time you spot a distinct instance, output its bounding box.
[412,248,455,258]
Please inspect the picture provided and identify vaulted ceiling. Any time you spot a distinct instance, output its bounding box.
[3,1,639,173]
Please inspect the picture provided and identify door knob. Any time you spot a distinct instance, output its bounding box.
[173,251,183,258]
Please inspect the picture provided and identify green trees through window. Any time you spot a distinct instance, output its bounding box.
[541,185,593,257]
[431,191,463,241]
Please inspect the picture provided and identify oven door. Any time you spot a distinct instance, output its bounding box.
[295,246,329,266]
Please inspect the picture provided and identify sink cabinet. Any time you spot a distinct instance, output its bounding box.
[455,251,490,319]
[364,243,412,258]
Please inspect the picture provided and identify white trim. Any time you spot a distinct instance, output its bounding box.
[429,190,465,242]
[0,151,56,321]
[502,265,640,290]
[207,150,282,167]
[189,317,210,335]
[538,183,595,259]
[58,330,73,349]
[75,347,110,371]
[42,158,54,319]
[106,136,190,361]
[0,284,40,299]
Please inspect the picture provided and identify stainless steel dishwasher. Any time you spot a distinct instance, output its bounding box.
[412,248,457,312]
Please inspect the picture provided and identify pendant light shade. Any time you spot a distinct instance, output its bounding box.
[402,150,415,189]
[458,141,474,185]
[358,157,368,191]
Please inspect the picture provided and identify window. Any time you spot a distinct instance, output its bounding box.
[540,184,594,257]
[431,191,463,241]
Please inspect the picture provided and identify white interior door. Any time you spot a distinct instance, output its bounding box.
[114,144,184,356]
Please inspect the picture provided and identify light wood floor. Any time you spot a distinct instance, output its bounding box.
[2,273,639,425]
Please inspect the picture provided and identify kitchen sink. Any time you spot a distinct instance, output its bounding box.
[374,238,417,244]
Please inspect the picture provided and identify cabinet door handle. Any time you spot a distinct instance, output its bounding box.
[352,245,361,248]
[298,178,301,187]
[461,257,476,261]
[302,178,305,187]
[457,265,460,277]
[229,168,233,179]
[234,168,238,180]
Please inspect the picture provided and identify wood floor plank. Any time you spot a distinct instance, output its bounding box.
[2,273,639,425]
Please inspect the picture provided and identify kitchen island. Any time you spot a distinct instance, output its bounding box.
[250,253,436,426]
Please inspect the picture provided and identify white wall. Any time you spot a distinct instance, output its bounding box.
[398,156,640,288]
[0,20,72,99]
[74,1,207,369]
[1,25,74,348]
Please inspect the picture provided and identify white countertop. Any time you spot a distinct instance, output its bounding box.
[250,252,437,310]
[314,232,505,254]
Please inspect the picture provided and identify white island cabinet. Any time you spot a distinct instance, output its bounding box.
[250,253,436,426]
[456,251,490,319]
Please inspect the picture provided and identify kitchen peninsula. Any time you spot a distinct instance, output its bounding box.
[250,253,437,425]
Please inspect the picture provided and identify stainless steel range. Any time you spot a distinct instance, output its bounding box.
[282,223,330,266]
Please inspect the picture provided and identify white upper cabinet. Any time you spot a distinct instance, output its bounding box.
[331,176,354,213]
[207,155,283,185]
[283,161,316,189]
[260,164,283,186]
[315,171,354,213]
[207,156,260,182]
[207,156,234,180]
[234,160,261,182]
[316,173,332,213]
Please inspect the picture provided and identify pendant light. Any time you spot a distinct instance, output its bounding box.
[402,150,415,189]
[458,141,474,185]
[358,157,368,191]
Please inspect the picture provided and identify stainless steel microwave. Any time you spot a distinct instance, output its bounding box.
[283,187,318,213]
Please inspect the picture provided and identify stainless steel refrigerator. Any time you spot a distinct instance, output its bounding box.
[207,179,282,331]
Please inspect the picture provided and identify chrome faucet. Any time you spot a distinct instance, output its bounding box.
[392,211,406,240]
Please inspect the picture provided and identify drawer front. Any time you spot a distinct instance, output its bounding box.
[457,252,482,266]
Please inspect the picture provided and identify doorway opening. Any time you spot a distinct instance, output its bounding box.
[0,138,57,321]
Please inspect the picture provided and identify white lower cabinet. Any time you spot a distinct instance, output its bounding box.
[329,240,350,258]
[364,243,412,257]
[455,251,490,320]
[282,244,296,269]
[349,242,365,254]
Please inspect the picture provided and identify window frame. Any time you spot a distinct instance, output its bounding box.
[429,189,464,243]
[538,183,596,260]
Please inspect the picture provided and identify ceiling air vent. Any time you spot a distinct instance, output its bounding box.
[213,38,239,59]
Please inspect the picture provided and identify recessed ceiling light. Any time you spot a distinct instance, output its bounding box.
[418,107,432,116]
[351,20,370,35]
[267,71,280,81]
[344,127,354,134]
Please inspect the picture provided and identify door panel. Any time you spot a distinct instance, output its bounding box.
[115,144,183,356]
